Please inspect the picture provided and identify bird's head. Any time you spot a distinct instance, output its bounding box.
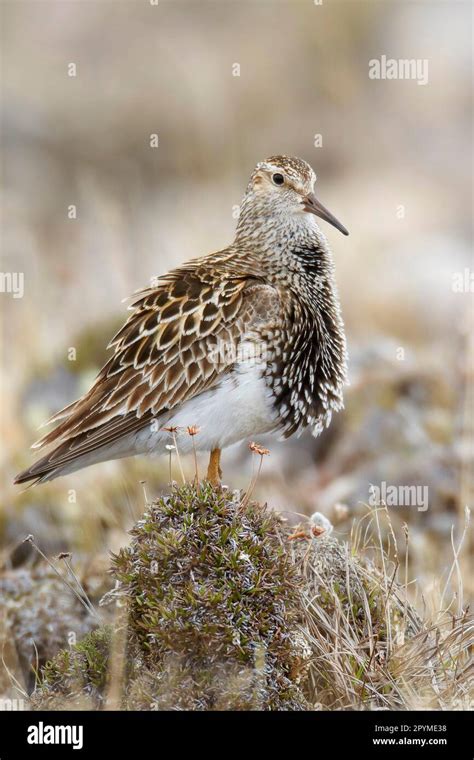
[237,155,348,238]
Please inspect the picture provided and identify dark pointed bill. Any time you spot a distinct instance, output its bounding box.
[302,192,349,236]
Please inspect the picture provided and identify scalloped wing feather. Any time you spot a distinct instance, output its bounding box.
[31,269,270,458]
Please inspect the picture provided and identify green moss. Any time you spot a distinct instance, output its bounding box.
[33,484,309,711]
[31,627,113,710]
[45,627,110,688]
[27,487,472,711]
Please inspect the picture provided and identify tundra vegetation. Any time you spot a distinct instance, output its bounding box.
[2,473,470,711]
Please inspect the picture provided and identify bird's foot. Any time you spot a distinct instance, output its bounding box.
[206,448,222,488]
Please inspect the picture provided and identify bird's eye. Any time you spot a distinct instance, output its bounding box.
[272,173,285,186]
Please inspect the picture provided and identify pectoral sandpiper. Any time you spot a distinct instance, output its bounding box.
[15,156,349,487]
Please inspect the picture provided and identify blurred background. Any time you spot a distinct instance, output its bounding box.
[1,0,472,627]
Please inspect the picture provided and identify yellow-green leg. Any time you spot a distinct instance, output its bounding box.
[206,448,222,486]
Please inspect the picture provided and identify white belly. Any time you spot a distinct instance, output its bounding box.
[135,362,278,454]
[47,363,279,480]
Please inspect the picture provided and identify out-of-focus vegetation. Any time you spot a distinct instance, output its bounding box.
[1,0,472,708]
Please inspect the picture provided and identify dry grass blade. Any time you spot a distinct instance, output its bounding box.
[294,504,473,710]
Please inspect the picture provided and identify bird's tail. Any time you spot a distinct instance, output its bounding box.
[14,412,153,486]
[14,437,121,485]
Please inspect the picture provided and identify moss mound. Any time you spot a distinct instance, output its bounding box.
[31,627,112,710]
[31,484,470,711]
[33,484,309,710]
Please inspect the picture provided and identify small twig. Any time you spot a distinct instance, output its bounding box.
[1,644,28,700]
[164,427,186,484]
[187,426,200,485]
[440,507,470,615]
[59,552,100,622]
[403,523,409,643]
[139,480,149,504]
[240,442,269,510]
[165,444,175,484]
[23,536,101,623]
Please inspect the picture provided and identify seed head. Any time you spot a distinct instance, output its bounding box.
[249,442,270,456]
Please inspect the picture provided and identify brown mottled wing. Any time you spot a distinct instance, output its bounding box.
[33,267,270,454]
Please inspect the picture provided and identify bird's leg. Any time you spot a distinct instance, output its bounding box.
[207,448,222,486]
